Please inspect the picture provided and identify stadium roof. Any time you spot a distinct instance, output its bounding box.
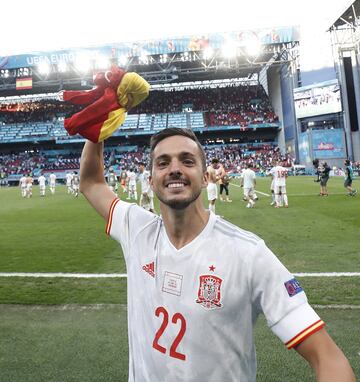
[328,0,360,29]
[0,27,300,96]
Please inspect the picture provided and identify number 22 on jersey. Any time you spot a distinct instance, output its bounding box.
[152,306,186,361]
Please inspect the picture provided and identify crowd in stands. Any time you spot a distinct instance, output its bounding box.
[1,144,293,177]
[136,85,278,126]
[0,84,278,128]
[0,100,79,124]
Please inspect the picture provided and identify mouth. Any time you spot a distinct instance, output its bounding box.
[165,181,188,189]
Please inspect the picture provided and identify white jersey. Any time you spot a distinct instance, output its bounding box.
[107,199,324,382]
[138,170,153,196]
[49,173,57,185]
[242,168,256,189]
[20,176,27,188]
[270,166,287,187]
[38,175,46,187]
[127,171,137,186]
[66,173,73,186]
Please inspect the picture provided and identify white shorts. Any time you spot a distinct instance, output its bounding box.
[274,185,287,194]
[270,180,274,191]
[26,184,32,190]
[207,183,218,201]
[244,188,255,198]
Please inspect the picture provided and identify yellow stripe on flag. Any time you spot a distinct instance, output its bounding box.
[16,77,33,90]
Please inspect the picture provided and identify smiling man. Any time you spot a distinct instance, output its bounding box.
[79,128,355,382]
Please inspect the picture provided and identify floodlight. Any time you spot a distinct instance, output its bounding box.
[221,42,237,59]
[203,47,214,60]
[58,61,67,73]
[118,54,128,66]
[95,55,109,69]
[38,61,50,75]
[244,37,262,57]
[139,54,149,64]
[75,53,91,72]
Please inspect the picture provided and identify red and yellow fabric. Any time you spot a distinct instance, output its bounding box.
[63,65,150,143]
[106,197,120,235]
[285,319,325,349]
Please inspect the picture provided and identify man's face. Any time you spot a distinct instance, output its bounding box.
[139,165,145,173]
[150,135,208,210]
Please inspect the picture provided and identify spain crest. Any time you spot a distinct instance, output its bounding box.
[196,274,223,310]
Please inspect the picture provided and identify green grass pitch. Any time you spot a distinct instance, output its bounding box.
[0,176,359,381]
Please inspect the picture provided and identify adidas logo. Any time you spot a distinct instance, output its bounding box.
[142,261,155,278]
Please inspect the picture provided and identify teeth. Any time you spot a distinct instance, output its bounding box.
[168,183,185,188]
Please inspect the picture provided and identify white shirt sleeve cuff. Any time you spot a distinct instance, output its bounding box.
[271,303,325,349]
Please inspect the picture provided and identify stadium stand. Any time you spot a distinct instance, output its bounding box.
[0,84,279,140]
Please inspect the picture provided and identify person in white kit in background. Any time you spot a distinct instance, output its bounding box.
[49,172,57,195]
[38,174,46,197]
[71,171,80,197]
[127,168,137,200]
[240,163,257,208]
[207,158,220,213]
[138,162,155,213]
[26,174,33,198]
[79,128,355,382]
[19,175,27,198]
[270,161,289,208]
[66,172,74,194]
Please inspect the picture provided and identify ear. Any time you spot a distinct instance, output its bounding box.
[149,175,154,191]
[202,171,209,189]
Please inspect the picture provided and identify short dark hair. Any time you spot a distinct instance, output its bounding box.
[345,159,350,166]
[149,128,206,172]
[211,158,219,164]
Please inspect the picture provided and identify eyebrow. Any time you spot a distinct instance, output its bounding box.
[154,152,197,161]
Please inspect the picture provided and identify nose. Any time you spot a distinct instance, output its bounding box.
[168,158,182,177]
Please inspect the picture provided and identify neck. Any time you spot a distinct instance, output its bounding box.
[160,200,210,250]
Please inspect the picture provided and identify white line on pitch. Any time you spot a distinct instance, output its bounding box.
[0,273,127,278]
[295,272,360,277]
[0,272,359,278]
[313,305,360,310]
[229,183,270,197]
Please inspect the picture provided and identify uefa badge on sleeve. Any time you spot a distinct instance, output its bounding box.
[284,278,303,297]
[196,275,223,310]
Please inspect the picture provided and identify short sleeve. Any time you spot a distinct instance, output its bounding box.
[250,240,325,349]
[105,198,156,258]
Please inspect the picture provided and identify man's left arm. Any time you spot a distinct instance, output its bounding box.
[295,328,355,381]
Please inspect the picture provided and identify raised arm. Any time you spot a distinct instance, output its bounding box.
[295,328,355,382]
[79,140,117,220]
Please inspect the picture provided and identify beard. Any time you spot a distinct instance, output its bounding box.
[156,187,202,210]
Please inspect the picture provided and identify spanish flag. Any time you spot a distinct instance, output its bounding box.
[16,77,33,90]
[63,65,150,143]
